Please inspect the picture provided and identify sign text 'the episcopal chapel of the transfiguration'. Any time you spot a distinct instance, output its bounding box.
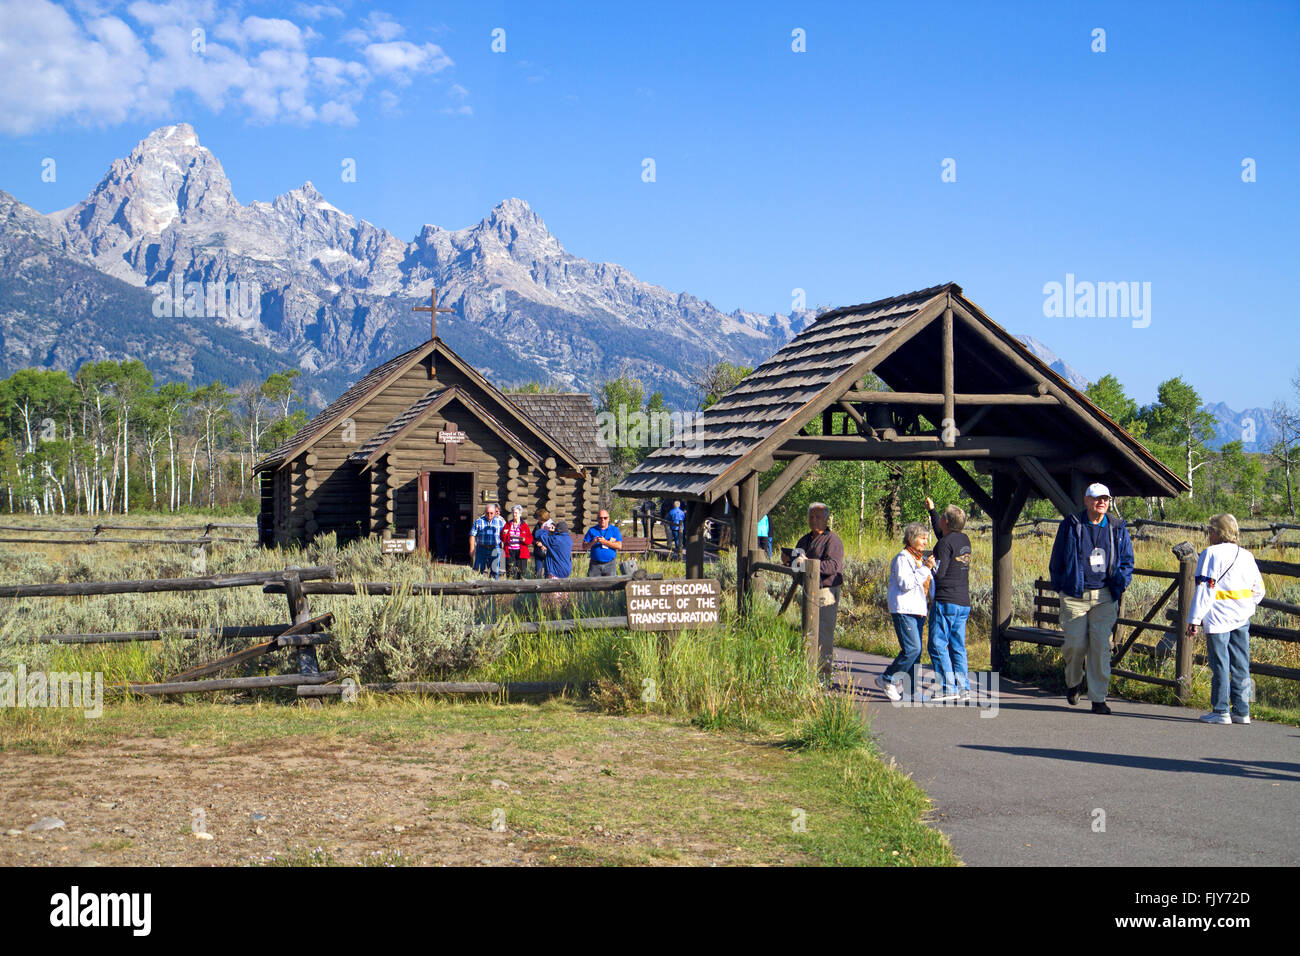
[626,579,720,630]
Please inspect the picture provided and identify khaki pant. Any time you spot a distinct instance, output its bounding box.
[1059,589,1118,703]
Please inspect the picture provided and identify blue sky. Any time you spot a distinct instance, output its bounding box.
[1,0,1297,409]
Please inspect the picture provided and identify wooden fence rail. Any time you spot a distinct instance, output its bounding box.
[2,564,666,702]
[1006,541,1300,699]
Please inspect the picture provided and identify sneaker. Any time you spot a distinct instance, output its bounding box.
[1199,712,1231,724]
[932,690,959,702]
[1231,714,1251,724]
[1090,701,1112,715]
[958,689,971,701]
[874,674,902,702]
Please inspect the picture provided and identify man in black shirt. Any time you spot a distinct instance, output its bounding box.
[925,496,973,701]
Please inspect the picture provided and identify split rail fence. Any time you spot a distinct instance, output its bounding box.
[2,565,671,703]
[1004,544,1300,700]
[0,521,256,548]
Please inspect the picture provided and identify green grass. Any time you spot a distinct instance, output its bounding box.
[0,697,957,867]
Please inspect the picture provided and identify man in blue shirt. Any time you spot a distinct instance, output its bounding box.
[1048,482,1135,715]
[469,503,505,579]
[667,501,686,555]
[583,509,622,576]
[533,519,574,579]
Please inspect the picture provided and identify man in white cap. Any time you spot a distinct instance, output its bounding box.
[1048,482,1135,715]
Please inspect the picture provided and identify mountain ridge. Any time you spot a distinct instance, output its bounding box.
[0,124,1272,451]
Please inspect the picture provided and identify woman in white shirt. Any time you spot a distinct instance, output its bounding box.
[874,522,935,701]
[1186,513,1266,725]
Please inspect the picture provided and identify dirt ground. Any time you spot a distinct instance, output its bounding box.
[0,707,817,867]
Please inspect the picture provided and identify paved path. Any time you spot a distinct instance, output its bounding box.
[836,647,1300,866]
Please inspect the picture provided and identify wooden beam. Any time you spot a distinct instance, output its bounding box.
[778,435,1073,460]
[1015,455,1080,517]
[950,298,1184,496]
[757,454,820,516]
[942,303,955,447]
[840,390,1059,406]
[0,566,336,599]
[837,401,865,432]
[937,460,994,516]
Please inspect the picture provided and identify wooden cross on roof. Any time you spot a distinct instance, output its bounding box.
[414,285,454,341]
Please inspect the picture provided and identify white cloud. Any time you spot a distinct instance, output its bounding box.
[242,16,306,49]
[363,41,452,83]
[0,0,462,134]
[294,3,343,20]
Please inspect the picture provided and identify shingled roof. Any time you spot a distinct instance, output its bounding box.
[614,282,1186,502]
[506,393,611,466]
[253,341,433,473]
[348,386,541,468]
[614,285,948,499]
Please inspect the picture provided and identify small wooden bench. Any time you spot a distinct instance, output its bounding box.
[571,534,652,556]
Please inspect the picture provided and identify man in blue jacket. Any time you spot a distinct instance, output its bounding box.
[533,519,573,579]
[1048,482,1134,715]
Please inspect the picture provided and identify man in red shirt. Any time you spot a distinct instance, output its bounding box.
[500,505,533,579]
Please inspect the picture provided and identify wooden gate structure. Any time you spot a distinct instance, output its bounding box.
[614,283,1187,669]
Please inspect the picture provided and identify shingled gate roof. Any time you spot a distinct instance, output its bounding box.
[506,393,611,466]
[614,282,1186,502]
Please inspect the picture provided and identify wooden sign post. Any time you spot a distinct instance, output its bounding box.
[626,579,720,631]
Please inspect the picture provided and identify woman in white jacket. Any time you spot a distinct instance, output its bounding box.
[1186,513,1266,725]
[874,522,936,701]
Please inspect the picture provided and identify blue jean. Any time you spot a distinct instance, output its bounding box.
[883,613,925,695]
[671,526,683,551]
[928,602,971,694]
[1205,624,1251,717]
[473,546,502,578]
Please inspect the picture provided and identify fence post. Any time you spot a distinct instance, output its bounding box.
[1171,542,1197,703]
[802,558,824,676]
[283,567,322,707]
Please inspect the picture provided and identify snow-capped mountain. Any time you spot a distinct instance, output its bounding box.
[10,124,812,407]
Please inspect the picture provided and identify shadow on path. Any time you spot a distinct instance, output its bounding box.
[960,744,1300,783]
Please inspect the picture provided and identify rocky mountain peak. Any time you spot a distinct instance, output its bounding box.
[53,123,237,279]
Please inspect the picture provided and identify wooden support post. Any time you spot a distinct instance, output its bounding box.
[736,472,759,617]
[990,471,1027,673]
[1172,544,1198,703]
[1069,469,1088,514]
[283,568,321,708]
[685,502,707,579]
[941,304,955,447]
[802,557,824,675]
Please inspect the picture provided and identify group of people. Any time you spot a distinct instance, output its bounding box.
[636,498,774,559]
[468,502,625,580]
[857,480,1267,722]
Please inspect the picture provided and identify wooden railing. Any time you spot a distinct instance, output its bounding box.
[0,521,256,547]
[3,565,657,702]
[1006,544,1300,700]
[744,558,828,676]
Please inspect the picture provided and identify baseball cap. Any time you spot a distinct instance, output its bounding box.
[1085,483,1112,499]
